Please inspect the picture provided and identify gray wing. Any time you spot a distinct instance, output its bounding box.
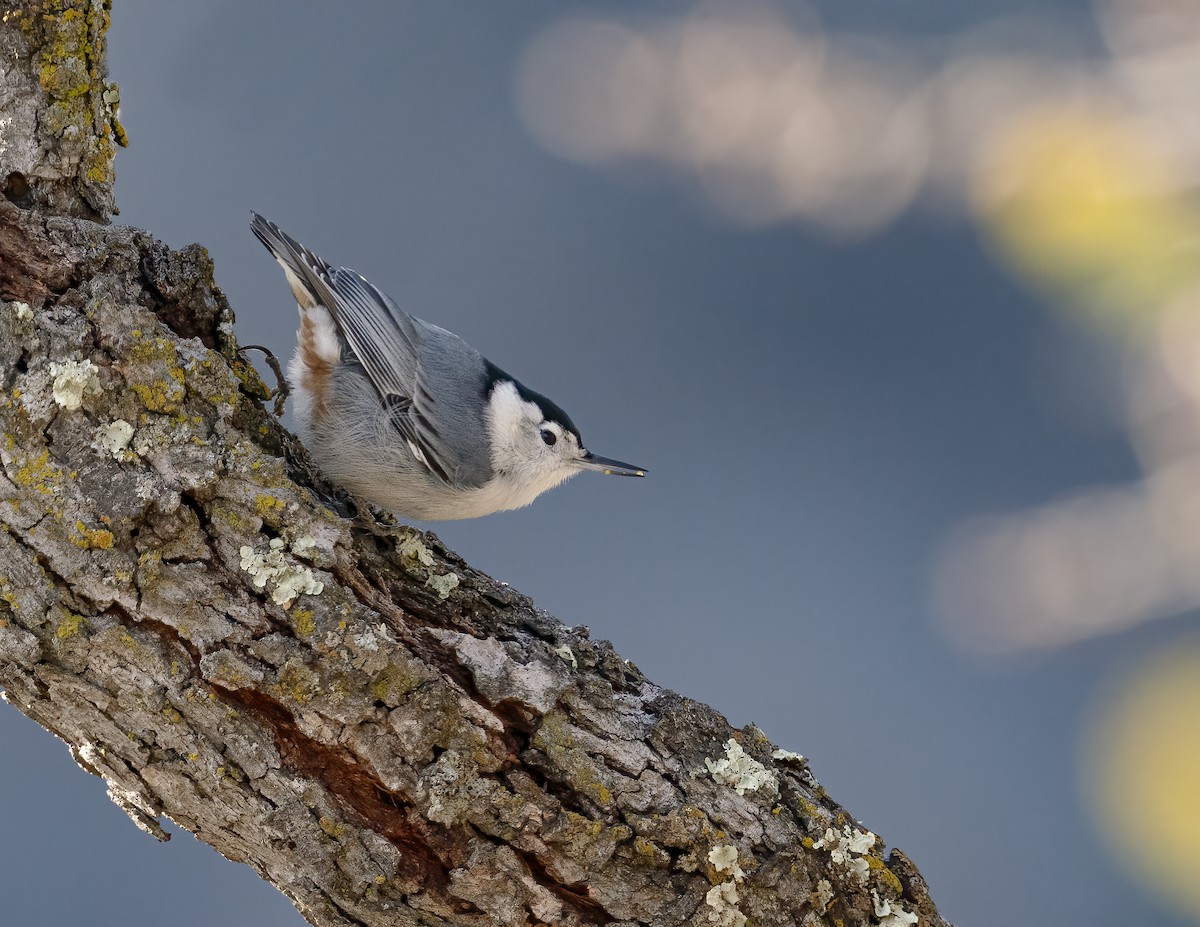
[250,215,493,488]
[327,268,495,488]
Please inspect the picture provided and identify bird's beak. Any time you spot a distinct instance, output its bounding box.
[578,451,646,477]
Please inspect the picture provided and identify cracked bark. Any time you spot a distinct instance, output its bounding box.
[0,5,952,927]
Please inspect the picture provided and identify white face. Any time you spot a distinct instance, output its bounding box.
[484,381,585,499]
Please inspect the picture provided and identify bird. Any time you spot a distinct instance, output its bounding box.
[250,213,645,520]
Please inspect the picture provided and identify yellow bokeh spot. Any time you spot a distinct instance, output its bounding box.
[1083,642,1200,918]
[972,106,1199,332]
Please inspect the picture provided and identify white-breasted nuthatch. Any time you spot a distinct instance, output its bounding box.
[251,214,645,520]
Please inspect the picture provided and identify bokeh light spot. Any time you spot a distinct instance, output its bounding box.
[1083,644,1200,920]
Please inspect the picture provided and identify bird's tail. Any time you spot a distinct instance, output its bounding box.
[250,212,337,313]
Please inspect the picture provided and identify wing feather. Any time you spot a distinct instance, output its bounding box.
[252,215,493,488]
[326,268,463,482]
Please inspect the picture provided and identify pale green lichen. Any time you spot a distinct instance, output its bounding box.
[706,739,777,796]
[811,878,835,915]
[48,359,99,410]
[708,844,744,881]
[812,824,876,883]
[291,535,320,559]
[426,572,459,600]
[873,891,918,927]
[552,644,578,670]
[91,419,134,458]
[397,534,435,566]
[239,538,324,606]
[704,881,746,927]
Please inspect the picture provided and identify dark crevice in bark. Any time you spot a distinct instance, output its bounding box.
[110,601,202,667]
[217,685,459,891]
[509,841,614,926]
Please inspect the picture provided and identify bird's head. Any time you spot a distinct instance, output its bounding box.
[483,365,644,507]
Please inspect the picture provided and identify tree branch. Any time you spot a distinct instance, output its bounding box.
[0,5,950,926]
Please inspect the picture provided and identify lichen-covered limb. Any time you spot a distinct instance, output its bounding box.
[0,200,951,927]
[1,0,126,222]
[0,5,950,925]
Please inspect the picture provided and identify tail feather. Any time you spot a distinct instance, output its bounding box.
[251,213,346,420]
[250,212,338,313]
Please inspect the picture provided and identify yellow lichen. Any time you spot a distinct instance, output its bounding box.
[254,493,284,518]
[867,855,906,895]
[56,612,87,640]
[230,357,269,400]
[278,663,316,704]
[319,816,346,839]
[72,520,113,549]
[13,449,63,495]
[292,607,315,638]
[28,0,125,185]
[369,671,392,703]
[130,380,184,413]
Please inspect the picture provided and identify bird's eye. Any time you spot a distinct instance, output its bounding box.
[540,429,557,447]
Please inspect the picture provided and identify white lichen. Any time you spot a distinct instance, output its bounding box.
[705,881,746,927]
[706,738,777,796]
[92,419,135,459]
[352,623,394,652]
[10,300,32,321]
[426,571,459,600]
[874,891,919,927]
[771,747,805,763]
[708,844,745,881]
[811,878,835,915]
[552,644,577,670]
[49,359,100,410]
[813,824,876,883]
[239,538,324,606]
[291,534,320,558]
[398,534,435,566]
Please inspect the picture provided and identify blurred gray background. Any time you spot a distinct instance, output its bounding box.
[5,2,1200,926]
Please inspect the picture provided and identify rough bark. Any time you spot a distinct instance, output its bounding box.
[0,5,951,927]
